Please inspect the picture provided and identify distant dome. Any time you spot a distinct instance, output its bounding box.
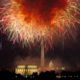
[49,60,54,70]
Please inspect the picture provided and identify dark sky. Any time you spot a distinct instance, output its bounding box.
[0,26,80,70]
[0,0,80,70]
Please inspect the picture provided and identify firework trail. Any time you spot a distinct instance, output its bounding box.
[0,0,80,47]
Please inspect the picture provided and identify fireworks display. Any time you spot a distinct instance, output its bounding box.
[0,0,80,46]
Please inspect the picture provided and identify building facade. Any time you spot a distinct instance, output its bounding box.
[15,65,38,75]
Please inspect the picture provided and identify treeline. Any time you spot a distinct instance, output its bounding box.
[0,70,80,80]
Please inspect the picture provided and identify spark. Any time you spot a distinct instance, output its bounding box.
[0,0,80,47]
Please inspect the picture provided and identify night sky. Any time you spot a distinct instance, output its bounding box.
[0,26,80,70]
[0,0,80,70]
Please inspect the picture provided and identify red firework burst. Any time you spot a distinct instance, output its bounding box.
[0,0,80,47]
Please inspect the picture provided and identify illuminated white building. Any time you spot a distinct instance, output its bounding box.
[49,60,54,70]
[15,65,26,75]
[15,65,38,75]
